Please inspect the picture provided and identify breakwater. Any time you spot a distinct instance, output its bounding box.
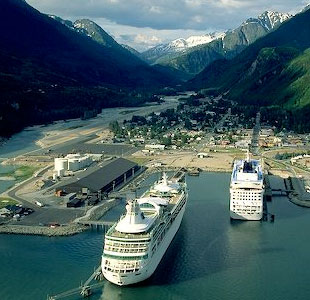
[0,224,86,237]
[0,199,121,236]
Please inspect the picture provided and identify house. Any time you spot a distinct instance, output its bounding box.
[197,153,209,158]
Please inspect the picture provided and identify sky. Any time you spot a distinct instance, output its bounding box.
[27,0,308,52]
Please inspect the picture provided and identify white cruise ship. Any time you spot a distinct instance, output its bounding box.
[230,152,264,221]
[101,172,187,286]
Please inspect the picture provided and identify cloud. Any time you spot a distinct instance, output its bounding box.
[119,33,162,49]
[27,0,306,31]
[99,18,212,51]
[27,0,307,51]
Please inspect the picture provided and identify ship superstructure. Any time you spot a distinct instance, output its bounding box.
[101,172,187,285]
[230,152,264,221]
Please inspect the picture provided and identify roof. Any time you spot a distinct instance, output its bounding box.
[67,198,81,205]
[60,158,138,192]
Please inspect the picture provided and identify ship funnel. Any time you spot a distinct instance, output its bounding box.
[125,199,145,223]
[115,198,148,233]
[162,172,168,186]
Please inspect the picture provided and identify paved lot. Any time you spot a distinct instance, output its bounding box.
[50,143,139,156]
[12,207,85,226]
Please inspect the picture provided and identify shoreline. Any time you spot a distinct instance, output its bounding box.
[0,224,86,237]
[289,195,310,208]
[0,198,121,237]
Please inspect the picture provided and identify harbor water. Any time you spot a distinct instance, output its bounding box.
[1,173,310,299]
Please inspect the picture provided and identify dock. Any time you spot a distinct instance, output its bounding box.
[264,174,272,201]
[48,266,104,299]
[187,168,200,176]
[77,220,114,231]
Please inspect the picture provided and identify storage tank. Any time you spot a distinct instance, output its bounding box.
[54,158,68,172]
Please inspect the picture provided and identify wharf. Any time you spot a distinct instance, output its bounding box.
[77,220,114,231]
[187,168,200,176]
[48,266,104,299]
[0,224,85,236]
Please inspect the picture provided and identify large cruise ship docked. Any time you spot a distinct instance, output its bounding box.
[101,172,187,285]
[230,152,264,221]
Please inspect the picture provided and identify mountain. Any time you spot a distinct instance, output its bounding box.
[151,11,291,75]
[189,8,310,131]
[50,16,145,58]
[121,44,143,58]
[50,16,189,80]
[141,32,225,64]
[0,0,177,137]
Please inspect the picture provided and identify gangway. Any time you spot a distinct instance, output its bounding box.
[48,266,103,299]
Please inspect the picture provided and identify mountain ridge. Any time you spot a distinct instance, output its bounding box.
[0,0,177,137]
[144,10,291,75]
[188,8,310,131]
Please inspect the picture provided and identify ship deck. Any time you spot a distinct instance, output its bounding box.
[106,174,186,241]
[231,159,263,184]
[106,191,185,241]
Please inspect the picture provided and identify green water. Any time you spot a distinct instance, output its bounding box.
[0,173,310,300]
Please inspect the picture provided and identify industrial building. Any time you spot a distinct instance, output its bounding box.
[56,158,140,196]
[54,153,103,178]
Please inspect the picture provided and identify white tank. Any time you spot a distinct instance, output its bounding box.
[54,158,68,172]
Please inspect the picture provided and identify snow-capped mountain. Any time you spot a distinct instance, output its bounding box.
[141,32,225,63]
[49,16,119,48]
[142,11,291,65]
[168,33,226,50]
[301,3,310,12]
[245,11,292,31]
[142,10,292,73]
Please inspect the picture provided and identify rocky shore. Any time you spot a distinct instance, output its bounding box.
[0,224,86,237]
[289,195,310,208]
[0,198,122,237]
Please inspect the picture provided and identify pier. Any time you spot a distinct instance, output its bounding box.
[48,266,104,299]
[77,220,114,231]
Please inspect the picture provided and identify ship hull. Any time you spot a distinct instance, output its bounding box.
[230,210,262,221]
[102,196,187,286]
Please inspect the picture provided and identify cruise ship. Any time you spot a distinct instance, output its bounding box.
[230,152,264,221]
[101,172,187,285]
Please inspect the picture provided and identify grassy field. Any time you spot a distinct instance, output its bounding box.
[126,157,152,166]
[0,197,18,209]
[1,165,40,182]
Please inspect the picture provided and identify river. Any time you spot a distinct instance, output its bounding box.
[1,173,310,300]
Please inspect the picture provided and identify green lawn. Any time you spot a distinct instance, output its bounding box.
[1,165,40,182]
[126,157,151,166]
[0,197,18,209]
